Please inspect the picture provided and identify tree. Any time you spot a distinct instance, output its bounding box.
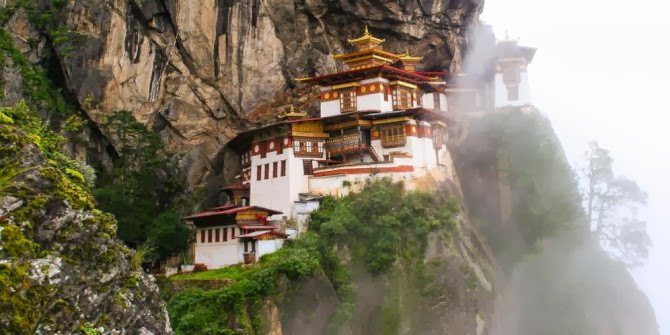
[581,142,650,267]
[94,111,190,261]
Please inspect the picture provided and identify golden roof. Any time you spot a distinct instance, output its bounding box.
[278,105,307,119]
[347,26,385,47]
[398,49,423,62]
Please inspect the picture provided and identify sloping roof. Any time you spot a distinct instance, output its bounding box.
[237,225,278,230]
[183,205,283,220]
[222,183,250,191]
[297,65,433,86]
[209,204,238,211]
[237,230,288,239]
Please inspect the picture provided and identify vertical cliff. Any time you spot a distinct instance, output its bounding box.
[1,0,486,187]
[452,107,660,335]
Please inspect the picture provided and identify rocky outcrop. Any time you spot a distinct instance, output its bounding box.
[1,0,484,188]
[0,104,171,333]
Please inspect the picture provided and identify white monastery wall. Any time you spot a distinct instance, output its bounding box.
[293,200,321,234]
[357,93,385,111]
[320,100,340,117]
[494,71,531,107]
[439,93,449,112]
[250,149,294,219]
[257,240,284,259]
[422,93,435,109]
[194,226,241,269]
[286,153,310,218]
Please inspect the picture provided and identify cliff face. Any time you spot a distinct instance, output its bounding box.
[165,178,498,335]
[0,103,171,334]
[452,108,660,335]
[1,0,484,187]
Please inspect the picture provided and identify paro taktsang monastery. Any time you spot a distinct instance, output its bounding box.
[183,28,536,270]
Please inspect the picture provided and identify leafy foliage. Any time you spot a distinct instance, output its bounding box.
[0,26,68,115]
[310,177,459,274]
[166,178,460,335]
[93,111,189,260]
[581,141,650,267]
[167,242,322,335]
[461,107,583,266]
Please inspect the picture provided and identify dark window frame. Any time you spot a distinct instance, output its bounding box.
[339,88,357,113]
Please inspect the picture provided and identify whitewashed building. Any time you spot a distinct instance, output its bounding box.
[225,27,457,224]
[184,205,286,269]
[494,38,536,107]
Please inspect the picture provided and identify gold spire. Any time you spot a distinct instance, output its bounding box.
[347,25,385,50]
[278,105,307,120]
[398,48,423,62]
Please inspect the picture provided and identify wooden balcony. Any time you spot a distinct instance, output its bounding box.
[326,133,369,156]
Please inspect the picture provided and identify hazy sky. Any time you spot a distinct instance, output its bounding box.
[482,0,670,333]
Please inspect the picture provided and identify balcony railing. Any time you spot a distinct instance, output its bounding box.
[326,133,369,156]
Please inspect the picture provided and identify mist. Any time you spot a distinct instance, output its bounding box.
[481,0,670,333]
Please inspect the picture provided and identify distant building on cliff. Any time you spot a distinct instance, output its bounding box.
[493,35,536,108]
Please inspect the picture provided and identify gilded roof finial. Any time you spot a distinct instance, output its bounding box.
[364,25,370,36]
[279,104,306,119]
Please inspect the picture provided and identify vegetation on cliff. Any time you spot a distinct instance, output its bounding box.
[164,177,467,335]
[94,110,191,261]
[456,107,658,335]
[0,101,171,334]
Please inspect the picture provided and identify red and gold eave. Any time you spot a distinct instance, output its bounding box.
[297,65,433,87]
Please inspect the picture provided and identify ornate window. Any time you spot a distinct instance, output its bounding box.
[294,139,324,157]
[380,125,406,147]
[256,165,261,181]
[273,162,278,178]
[241,151,251,168]
[264,163,269,179]
[280,160,286,176]
[340,88,357,113]
[432,127,445,148]
[392,87,412,110]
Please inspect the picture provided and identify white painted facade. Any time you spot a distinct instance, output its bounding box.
[319,77,429,116]
[293,199,322,234]
[194,226,243,269]
[495,69,531,107]
[249,140,325,220]
[320,100,341,118]
[257,239,284,259]
[422,92,449,112]
[307,144,452,197]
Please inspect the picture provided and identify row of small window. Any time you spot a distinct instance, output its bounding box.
[200,227,238,243]
[294,140,324,157]
[256,160,287,181]
[338,86,421,112]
